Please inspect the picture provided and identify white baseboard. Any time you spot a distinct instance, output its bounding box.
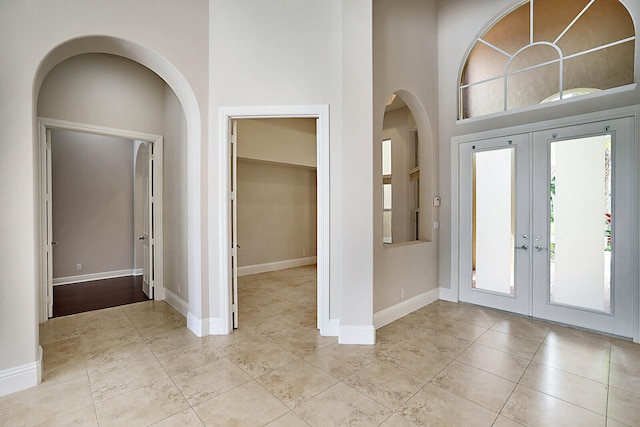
[187,313,229,337]
[238,256,317,276]
[133,268,143,276]
[339,324,376,345]
[0,346,42,397]
[439,286,459,302]
[53,269,138,286]
[374,288,440,329]
[323,318,340,337]
[165,289,188,318]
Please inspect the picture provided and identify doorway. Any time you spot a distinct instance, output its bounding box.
[39,118,164,321]
[220,105,331,336]
[230,118,318,330]
[458,117,636,338]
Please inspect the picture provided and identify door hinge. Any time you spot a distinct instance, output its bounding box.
[230,135,236,144]
[231,191,236,201]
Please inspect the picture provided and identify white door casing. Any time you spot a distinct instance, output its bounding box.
[38,117,164,321]
[142,142,154,299]
[44,129,54,318]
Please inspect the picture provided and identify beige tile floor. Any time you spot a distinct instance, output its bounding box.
[2,265,640,426]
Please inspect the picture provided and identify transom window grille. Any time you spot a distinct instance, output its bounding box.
[460,0,635,119]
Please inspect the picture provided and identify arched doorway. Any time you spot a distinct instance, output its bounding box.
[34,37,204,336]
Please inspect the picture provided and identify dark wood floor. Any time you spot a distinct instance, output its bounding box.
[53,275,149,317]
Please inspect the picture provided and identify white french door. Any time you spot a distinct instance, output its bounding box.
[142,142,155,299]
[460,117,636,338]
[459,133,531,315]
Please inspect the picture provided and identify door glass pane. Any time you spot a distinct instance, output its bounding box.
[549,135,611,313]
[383,183,392,244]
[473,148,515,295]
[382,139,392,175]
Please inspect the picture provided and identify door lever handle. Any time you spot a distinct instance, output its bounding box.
[515,245,528,250]
[139,236,145,241]
[535,245,546,252]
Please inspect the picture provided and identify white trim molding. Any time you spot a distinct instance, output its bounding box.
[187,313,227,337]
[439,287,459,303]
[0,346,42,397]
[238,257,317,277]
[339,325,376,345]
[374,288,440,329]
[165,289,188,318]
[53,269,140,286]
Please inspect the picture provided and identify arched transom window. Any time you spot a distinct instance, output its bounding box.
[460,0,636,119]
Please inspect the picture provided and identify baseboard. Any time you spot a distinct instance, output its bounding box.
[53,269,138,286]
[238,256,317,276]
[339,324,376,345]
[374,288,440,329]
[0,346,42,397]
[133,268,143,276]
[439,286,459,302]
[165,289,188,318]
[323,318,340,337]
[187,313,229,337]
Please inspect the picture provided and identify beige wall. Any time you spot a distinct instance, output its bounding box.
[373,0,440,313]
[237,119,316,168]
[38,54,167,133]
[237,159,317,267]
[163,86,189,301]
[51,130,134,278]
[236,118,317,269]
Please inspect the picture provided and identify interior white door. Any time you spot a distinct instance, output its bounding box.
[45,128,54,318]
[531,117,635,337]
[142,143,155,299]
[459,133,531,315]
[231,120,239,329]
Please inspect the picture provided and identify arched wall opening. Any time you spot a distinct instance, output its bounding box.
[32,36,203,334]
[373,88,440,325]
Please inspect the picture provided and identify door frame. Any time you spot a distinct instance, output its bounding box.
[218,105,332,336]
[450,105,640,343]
[38,117,164,321]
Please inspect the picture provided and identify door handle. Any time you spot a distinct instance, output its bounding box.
[139,236,145,241]
[515,245,528,250]
[51,241,57,245]
[535,245,546,252]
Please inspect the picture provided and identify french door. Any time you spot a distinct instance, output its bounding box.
[459,117,636,338]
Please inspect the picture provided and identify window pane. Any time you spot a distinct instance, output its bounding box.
[383,184,392,210]
[473,148,515,295]
[382,139,392,175]
[549,135,611,312]
[383,210,392,244]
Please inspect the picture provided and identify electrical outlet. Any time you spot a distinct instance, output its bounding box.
[76,263,82,271]
[400,289,405,299]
